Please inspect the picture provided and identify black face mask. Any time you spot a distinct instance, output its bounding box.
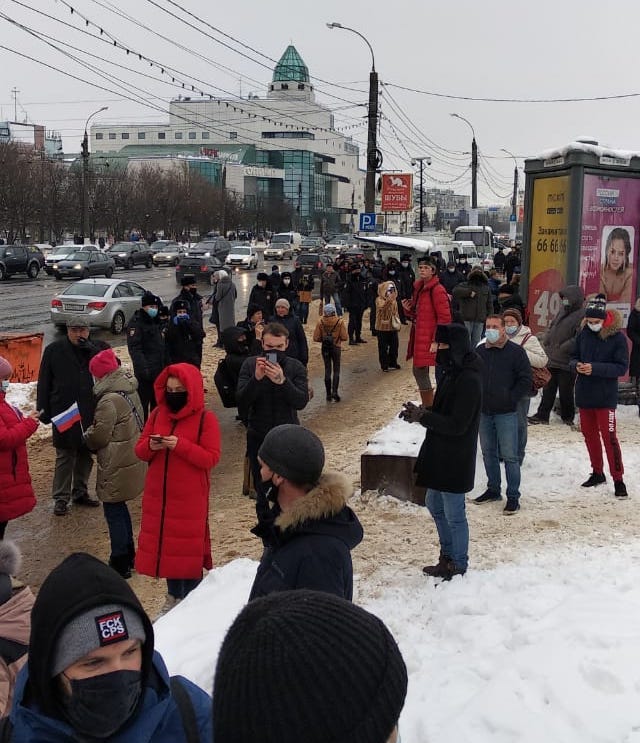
[60,670,142,739]
[436,348,453,367]
[188,287,198,295]
[165,390,188,412]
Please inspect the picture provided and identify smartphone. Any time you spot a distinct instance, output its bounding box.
[265,351,278,364]
[150,435,164,443]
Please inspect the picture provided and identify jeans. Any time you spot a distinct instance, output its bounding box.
[322,292,343,316]
[166,578,202,600]
[103,502,134,560]
[479,412,521,500]
[536,368,576,423]
[516,396,531,465]
[464,321,484,347]
[52,446,94,502]
[297,302,309,324]
[425,489,469,571]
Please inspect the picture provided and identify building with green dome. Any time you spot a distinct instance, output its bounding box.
[91,45,364,234]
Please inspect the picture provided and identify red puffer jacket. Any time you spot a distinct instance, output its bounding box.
[405,276,452,366]
[0,395,38,522]
[135,363,221,579]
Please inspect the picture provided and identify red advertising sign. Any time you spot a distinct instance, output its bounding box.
[381,173,413,212]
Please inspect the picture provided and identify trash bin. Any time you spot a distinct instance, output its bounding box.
[0,333,44,382]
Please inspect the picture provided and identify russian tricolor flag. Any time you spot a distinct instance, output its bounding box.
[51,402,82,433]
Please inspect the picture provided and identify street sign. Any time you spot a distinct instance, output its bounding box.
[359,213,377,232]
[381,173,413,212]
[509,214,517,221]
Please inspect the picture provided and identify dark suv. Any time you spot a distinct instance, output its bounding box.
[0,244,45,279]
[105,241,154,269]
[175,254,225,284]
[294,252,333,277]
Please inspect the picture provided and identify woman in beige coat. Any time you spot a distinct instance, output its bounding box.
[84,349,146,578]
[313,304,349,402]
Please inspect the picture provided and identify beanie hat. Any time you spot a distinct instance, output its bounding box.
[181,274,196,286]
[212,590,408,743]
[275,298,290,310]
[141,291,158,307]
[51,603,146,677]
[89,348,119,379]
[498,283,515,296]
[502,308,523,325]
[257,272,269,282]
[258,424,324,486]
[585,293,607,320]
[324,304,337,316]
[0,356,12,380]
[0,541,21,606]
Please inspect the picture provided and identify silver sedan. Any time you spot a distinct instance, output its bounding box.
[50,278,149,334]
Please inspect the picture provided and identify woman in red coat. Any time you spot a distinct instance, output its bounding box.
[0,356,39,538]
[402,257,452,407]
[135,362,220,614]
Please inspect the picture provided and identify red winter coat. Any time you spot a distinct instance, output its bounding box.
[135,363,221,580]
[405,276,452,366]
[0,394,38,522]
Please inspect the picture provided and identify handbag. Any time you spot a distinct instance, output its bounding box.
[391,314,402,332]
[520,333,551,392]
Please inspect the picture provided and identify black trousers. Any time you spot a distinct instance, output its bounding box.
[136,377,157,421]
[536,368,576,422]
[348,307,365,341]
[322,346,342,395]
[377,331,399,370]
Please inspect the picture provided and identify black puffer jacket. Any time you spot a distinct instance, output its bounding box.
[414,324,483,494]
[540,285,585,370]
[126,309,166,382]
[452,270,494,323]
[249,473,363,601]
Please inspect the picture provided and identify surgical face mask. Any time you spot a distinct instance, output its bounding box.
[0,380,9,393]
[144,307,158,318]
[283,278,291,285]
[447,267,455,273]
[485,328,501,344]
[587,322,602,333]
[59,670,142,739]
[188,287,198,295]
[460,257,467,263]
[505,325,519,336]
[173,313,190,324]
[388,269,396,276]
[165,390,188,412]
[401,261,409,268]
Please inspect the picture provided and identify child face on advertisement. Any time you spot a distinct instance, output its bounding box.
[606,238,627,272]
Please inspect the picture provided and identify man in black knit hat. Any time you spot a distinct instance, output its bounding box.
[248,424,363,601]
[7,552,211,741]
[213,589,408,743]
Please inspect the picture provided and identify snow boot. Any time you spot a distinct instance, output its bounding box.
[440,558,466,582]
[422,552,450,577]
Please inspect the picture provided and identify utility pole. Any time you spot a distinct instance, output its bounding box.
[350,188,355,232]
[451,113,477,210]
[411,156,431,232]
[501,149,519,242]
[81,106,108,244]
[11,88,18,122]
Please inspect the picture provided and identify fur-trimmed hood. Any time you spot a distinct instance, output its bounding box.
[0,541,20,576]
[275,472,363,548]
[580,308,623,339]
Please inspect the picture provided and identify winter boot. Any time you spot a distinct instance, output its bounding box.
[440,558,466,582]
[109,554,132,580]
[325,381,332,402]
[422,552,450,577]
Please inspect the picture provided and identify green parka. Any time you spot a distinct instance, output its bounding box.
[84,368,146,503]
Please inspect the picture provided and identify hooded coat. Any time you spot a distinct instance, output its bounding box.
[249,472,363,601]
[570,310,629,409]
[10,552,211,742]
[540,285,585,370]
[375,280,401,332]
[0,392,37,522]
[135,364,221,579]
[83,368,146,504]
[213,271,237,332]
[414,324,483,493]
[405,275,452,366]
[0,585,34,717]
[452,270,494,323]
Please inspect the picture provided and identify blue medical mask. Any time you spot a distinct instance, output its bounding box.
[505,325,519,336]
[485,328,501,344]
[0,380,9,392]
[144,307,158,318]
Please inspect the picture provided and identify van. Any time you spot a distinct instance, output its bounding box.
[453,225,495,251]
[264,232,303,260]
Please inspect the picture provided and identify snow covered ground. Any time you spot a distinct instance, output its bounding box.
[153,403,640,743]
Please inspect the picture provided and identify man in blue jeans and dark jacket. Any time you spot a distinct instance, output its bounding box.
[475,314,532,514]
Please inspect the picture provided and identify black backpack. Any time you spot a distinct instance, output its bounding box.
[321,320,339,354]
[213,358,237,408]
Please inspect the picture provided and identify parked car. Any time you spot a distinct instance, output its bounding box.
[185,238,232,261]
[50,278,148,334]
[104,241,154,269]
[225,242,258,270]
[151,241,184,266]
[51,249,115,280]
[294,252,333,277]
[175,253,225,284]
[264,232,302,260]
[45,247,75,275]
[0,244,45,280]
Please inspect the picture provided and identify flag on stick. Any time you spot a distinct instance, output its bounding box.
[51,402,82,433]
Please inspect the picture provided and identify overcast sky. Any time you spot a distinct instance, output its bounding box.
[1,0,639,206]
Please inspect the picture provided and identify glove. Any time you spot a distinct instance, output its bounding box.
[399,401,427,424]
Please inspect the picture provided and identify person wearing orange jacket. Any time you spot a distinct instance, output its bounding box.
[135,363,221,616]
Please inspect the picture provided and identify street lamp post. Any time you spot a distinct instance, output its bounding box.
[327,23,378,215]
[81,106,108,244]
[450,113,477,210]
[411,156,431,232]
[501,148,519,240]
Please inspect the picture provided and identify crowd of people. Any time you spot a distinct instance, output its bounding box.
[0,242,636,740]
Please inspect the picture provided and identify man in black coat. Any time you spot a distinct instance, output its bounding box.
[248,273,276,319]
[126,292,166,420]
[342,264,370,345]
[170,274,204,327]
[400,323,482,580]
[248,424,363,601]
[36,317,109,515]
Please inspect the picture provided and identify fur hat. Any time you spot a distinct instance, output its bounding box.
[0,356,12,380]
[173,299,190,313]
[180,274,196,286]
[66,315,90,328]
[141,292,158,307]
[258,424,325,486]
[585,293,607,320]
[89,348,119,379]
[212,590,408,743]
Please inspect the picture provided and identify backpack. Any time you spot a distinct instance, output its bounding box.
[321,320,340,354]
[213,358,237,408]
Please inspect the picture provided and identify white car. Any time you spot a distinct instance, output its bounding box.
[225,243,258,270]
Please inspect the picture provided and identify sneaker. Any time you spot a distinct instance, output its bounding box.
[473,489,502,504]
[503,498,521,514]
[53,500,68,516]
[614,480,629,498]
[527,415,549,425]
[72,493,100,508]
[581,472,606,487]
